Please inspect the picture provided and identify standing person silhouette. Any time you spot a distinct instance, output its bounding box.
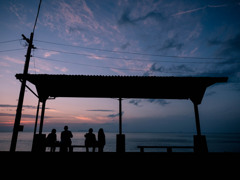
[46,129,57,152]
[84,128,96,152]
[60,126,73,152]
[98,128,105,152]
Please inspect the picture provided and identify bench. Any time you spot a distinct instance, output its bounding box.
[70,145,87,152]
[46,145,97,152]
[137,146,194,153]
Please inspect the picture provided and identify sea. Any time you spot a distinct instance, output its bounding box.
[0,132,240,152]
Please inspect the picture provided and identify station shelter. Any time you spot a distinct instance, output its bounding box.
[14,74,228,152]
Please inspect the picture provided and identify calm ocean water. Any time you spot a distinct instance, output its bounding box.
[0,132,240,152]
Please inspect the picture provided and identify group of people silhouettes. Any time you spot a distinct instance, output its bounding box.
[84,128,105,152]
[46,126,105,152]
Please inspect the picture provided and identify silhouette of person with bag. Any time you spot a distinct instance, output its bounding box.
[98,128,105,152]
[60,126,73,152]
[84,128,96,152]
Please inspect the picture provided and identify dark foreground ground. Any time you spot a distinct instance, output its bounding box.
[1,152,239,177]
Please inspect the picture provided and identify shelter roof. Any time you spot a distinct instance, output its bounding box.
[16,74,228,104]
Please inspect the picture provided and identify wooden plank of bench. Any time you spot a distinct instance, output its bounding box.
[71,145,86,148]
[137,146,194,153]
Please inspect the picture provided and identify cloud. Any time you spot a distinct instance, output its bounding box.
[118,8,164,25]
[9,2,26,24]
[207,33,240,86]
[74,116,92,121]
[107,112,124,118]
[44,51,59,58]
[147,99,170,106]
[128,99,142,107]
[160,38,184,51]
[0,104,53,110]
[42,0,102,41]
[3,56,24,65]
[0,112,52,119]
[206,91,216,97]
[172,7,205,16]
[172,4,228,16]
[0,104,36,109]
[208,33,240,57]
[118,8,134,25]
[34,58,54,72]
[129,99,170,107]
[121,42,131,50]
[73,115,110,123]
[144,63,194,76]
[86,109,114,112]
[54,66,68,73]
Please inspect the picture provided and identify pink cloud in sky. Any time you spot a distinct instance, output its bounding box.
[3,56,24,65]
[43,51,59,58]
[54,66,68,73]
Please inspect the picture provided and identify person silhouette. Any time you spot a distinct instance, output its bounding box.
[46,129,57,152]
[98,128,105,152]
[60,126,73,152]
[84,128,96,152]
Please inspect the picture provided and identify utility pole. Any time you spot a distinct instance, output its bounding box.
[10,33,35,152]
[10,0,41,152]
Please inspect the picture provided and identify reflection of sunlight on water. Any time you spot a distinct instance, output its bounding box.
[0,132,240,152]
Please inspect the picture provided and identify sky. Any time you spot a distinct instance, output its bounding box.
[0,0,240,134]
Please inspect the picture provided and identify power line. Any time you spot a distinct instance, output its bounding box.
[36,47,240,64]
[34,56,145,72]
[33,0,42,34]
[35,39,227,60]
[34,55,229,75]
[0,48,25,53]
[0,39,21,44]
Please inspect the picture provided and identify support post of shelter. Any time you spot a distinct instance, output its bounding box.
[33,100,40,136]
[32,98,47,152]
[192,102,208,153]
[194,103,201,136]
[32,100,40,151]
[116,134,125,153]
[116,98,125,152]
[119,98,122,135]
[39,98,46,135]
